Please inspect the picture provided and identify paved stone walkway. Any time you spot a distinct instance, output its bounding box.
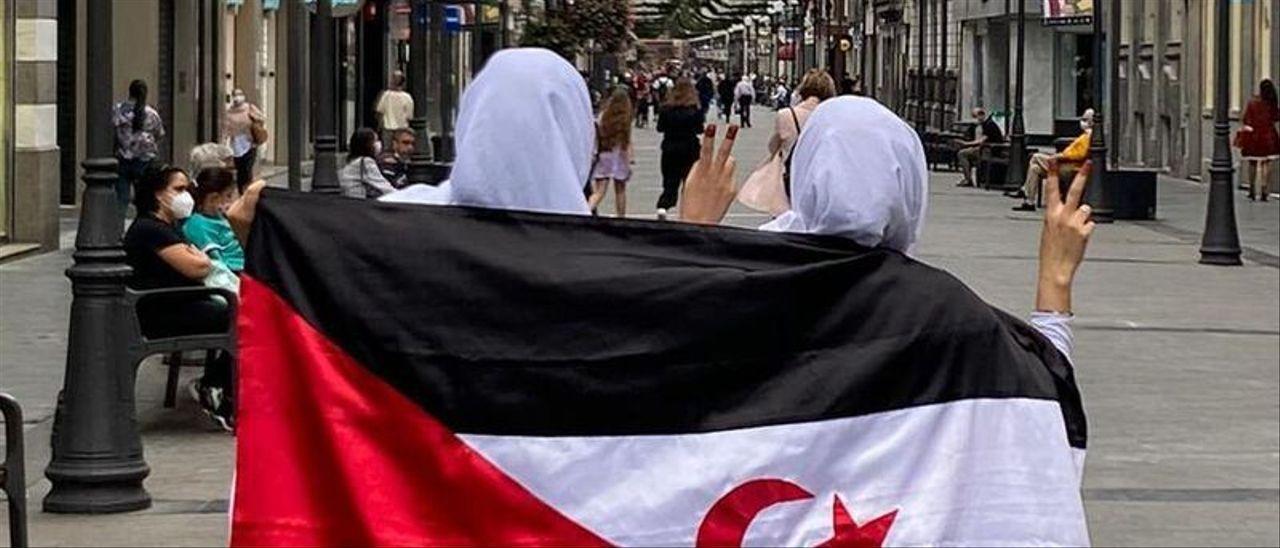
[2,105,1276,546]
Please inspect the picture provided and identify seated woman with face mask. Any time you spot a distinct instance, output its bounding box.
[123,164,236,430]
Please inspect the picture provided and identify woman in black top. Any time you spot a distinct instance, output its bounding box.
[122,164,234,430]
[655,79,706,218]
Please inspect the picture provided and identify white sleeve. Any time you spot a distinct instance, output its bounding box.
[1029,311,1075,364]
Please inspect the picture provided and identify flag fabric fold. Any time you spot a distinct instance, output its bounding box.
[232,190,1088,547]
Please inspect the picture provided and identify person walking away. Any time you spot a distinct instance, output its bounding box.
[717,75,736,123]
[113,79,165,216]
[588,90,635,218]
[1010,109,1093,211]
[655,79,707,219]
[378,128,416,189]
[652,73,674,105]
[375,71,415,146]
[955,107,1004,187]
[696,71,716,116]
[122,165,234,430]
[339,128,398,199]
[633,72,651,127]
[223,88,266,191]
[1237,79,1279,201]
[765,69,835,193]
[735,75,756,128]
[740,70,834,216]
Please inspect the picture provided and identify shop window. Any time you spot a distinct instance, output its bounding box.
[1054,32,1093,119]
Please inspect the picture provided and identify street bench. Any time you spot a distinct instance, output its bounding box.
[127,287,238,409]
[1,392,28,548]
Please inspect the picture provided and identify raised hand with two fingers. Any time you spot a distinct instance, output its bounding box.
[679,124,739,224]
[1036,160,1096,314]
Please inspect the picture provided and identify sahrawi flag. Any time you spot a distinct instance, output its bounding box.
[232,190,1089,547]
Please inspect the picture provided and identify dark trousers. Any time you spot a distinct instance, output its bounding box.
[116,157,150,217]
[234,147,257,192]
[139,295,234,395]
[738,97,753,127]
[657,145,699,209]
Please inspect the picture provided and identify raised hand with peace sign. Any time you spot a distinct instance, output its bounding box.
[1036,159,1097,314]
[679,124,740,224]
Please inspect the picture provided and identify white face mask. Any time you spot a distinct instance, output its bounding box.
[169,191,195,220]
[232,94,246,106]
[1080,119,1092,131]
[373,141,383,156]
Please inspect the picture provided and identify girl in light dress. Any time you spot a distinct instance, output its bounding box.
[588,89,635,217]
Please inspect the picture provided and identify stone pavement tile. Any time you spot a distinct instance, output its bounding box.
[1085,500,1280,547]
[1153,176,1279,260]
[0,247,73,425]
[1,365,233,547]
[1076,331,1279,490]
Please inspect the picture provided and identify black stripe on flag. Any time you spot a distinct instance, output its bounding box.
[246,190,1086,448]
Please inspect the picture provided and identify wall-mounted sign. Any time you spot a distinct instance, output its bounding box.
[1042,0,1092,26]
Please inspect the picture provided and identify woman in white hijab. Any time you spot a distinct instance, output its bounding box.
[682,96,1097,362]
[380,48,594,215]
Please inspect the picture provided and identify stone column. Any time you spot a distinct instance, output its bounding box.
[13,0,61,251]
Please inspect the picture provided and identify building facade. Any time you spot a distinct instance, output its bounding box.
[875,0,1277,187]
[3,0,515,257]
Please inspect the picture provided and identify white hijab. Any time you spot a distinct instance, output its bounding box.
[761,96,929,254]
[382,48,594,215]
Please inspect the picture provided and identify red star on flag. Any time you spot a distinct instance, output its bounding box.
[815,495,898,548]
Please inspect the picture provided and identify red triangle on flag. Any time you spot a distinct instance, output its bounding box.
[232,276,610,547]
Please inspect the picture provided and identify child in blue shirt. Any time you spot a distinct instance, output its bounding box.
[184,167,245,272]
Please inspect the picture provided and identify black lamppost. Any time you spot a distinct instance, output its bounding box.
[311,0,341,194]
[408,0,433,184]
[288,0,306,191]
[44,0,152,514]
[435,0,456,162]
[1006,0,1026,188]
[1003,0,1011,135]
[1198,0,1243,265]
[915,0,924,132]
[1085,0,1113,221]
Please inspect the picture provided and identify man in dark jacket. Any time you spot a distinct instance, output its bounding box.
[696,71,716,115]
[716,75,735,123]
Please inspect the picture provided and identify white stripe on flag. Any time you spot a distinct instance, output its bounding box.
[460,398,1088,547]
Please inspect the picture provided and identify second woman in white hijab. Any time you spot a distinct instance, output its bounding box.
[380,48,595,215]
[683,96,1097,363]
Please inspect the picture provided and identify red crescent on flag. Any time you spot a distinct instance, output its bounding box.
[695,478,815,547]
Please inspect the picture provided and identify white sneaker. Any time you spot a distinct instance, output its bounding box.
[656,208,668,220]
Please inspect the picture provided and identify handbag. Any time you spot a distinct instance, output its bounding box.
[737,107,801,216]
[737,150,790,216]
[250,119,269,146]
